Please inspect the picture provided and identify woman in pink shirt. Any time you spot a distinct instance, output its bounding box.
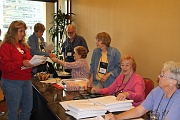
[91,55,145,107]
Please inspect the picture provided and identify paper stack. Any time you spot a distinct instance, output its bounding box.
[60,96,133,119]
[60,99,106,119]
[89,96,133,112]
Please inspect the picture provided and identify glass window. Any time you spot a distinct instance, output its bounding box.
[0,0,46,41]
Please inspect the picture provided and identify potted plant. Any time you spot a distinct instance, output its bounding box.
[49,9,75,56]
[49,9,75,70]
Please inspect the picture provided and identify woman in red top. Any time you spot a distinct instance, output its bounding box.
[0,20,34,120]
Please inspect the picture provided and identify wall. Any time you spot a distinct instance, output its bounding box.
[71,0,180,86]
[46,2,55,44]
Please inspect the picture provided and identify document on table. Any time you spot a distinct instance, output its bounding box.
[60,96,133,119]
[21,55,47,70]
[40,78,61,84]
[78,115,104,120]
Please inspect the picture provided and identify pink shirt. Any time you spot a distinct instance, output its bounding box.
[65,59,89,79]
[98,73,145,107]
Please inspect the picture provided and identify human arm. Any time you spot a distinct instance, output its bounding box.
[116,92,130,101]
[51,57,66,66]
[98,75,122,95]
[105,105,147,120]
[28,36,49,57]
[89,49,99,86]
[91,87,99,94]
[23,60,34,68]
[88,73,93,87]
[0,44,32,72]
[126,76,145,102]
[100,73,111,82]
[116,75,145,103]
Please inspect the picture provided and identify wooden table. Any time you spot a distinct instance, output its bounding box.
[30,77,149,120]
[30,77,81,120]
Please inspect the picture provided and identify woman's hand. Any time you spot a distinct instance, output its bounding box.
[23,60,34,68]
[88,80,93,87]
[105,113,116,120]
[88,74,93,87]
[49,53,56,58]
[91,87,99,94]
[100,73,111,82]
[51,57,58,63]
[116,92,129,101]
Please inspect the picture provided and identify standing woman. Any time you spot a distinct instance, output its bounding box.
[89,32,121,88]
[0,20,34,120]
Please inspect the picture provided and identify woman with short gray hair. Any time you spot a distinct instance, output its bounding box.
[105,61,180,120]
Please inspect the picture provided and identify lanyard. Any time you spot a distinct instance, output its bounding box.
[114,73,134,97]
[155,91,176,119]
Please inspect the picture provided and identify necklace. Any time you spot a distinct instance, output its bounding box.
[114,73,134,97]
[156,90,176,119]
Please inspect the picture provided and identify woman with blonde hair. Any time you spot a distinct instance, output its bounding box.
[91,54,145,107]
[0,20,34,120]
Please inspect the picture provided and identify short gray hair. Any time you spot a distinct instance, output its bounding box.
[163,61,180,88]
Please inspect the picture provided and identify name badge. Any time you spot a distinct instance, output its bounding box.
[98,62,108,74]
[67,52,72,56]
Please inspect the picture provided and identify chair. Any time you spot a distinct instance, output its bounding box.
[143,78,154,98]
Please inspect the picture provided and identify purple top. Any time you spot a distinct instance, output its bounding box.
[65,59,89,79]
[98,73,145,106]
[142,86,180,120]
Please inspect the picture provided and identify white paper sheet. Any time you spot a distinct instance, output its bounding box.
[78,116,104,120]
[40,78,60,84]
[89,96,133,106]
[21,55,47,70]
[60,96,134,119]
[44,43,54,52]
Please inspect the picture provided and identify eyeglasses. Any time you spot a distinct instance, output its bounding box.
[67,31,74,34]
[159,74,175,80]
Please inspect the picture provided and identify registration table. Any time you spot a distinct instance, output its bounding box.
[30,77,149,120]
[30,77,82,120]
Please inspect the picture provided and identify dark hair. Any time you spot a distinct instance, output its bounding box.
[74,46,87,58]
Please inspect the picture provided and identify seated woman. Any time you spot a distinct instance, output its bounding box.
[105,61,180,120]
[91,55,145,107]
[51,46,89,79]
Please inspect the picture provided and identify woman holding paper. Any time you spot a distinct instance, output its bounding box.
[91,55,145,107]
[27,23,55,74]
[0,20,34,120]
[51,46,89,79]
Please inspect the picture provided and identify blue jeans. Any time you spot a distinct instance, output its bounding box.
[1,78,33,120]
